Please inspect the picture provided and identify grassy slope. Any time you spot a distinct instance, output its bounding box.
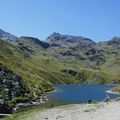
[0,39,80,95]
[95,41,120,92]
[0,39,120,97]
[97,42,120,73]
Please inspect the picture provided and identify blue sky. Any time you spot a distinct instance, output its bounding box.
[0,0,120,41]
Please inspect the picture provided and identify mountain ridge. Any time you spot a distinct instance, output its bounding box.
[0,29,18,42]
[0,29,120,113]
[45,32,96,47]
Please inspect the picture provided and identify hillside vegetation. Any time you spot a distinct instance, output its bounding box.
[0,29,120,110]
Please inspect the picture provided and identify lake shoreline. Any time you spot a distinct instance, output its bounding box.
[48,84,120,104]
[106,90,120,95]
[3,84,119,118]
[24,101,120,120]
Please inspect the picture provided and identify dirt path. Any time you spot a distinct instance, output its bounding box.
[27,102,120,120]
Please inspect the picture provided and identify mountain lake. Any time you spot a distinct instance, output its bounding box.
[48,84,120,104]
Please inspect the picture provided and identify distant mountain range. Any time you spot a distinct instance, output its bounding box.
[0,28,120,73]
[0,28,120,113]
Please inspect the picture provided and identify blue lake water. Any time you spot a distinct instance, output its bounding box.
[48,84,120,104]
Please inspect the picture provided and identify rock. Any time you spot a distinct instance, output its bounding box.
[0,64,28,101]
[0,64,32,113]
[0,103,12,114]
[0,99,4,104]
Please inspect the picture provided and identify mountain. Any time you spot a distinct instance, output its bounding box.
[45,32,96,47]
[45,33,104,69]
[96,37,120,74]
[0,29,18,42]
[0,29,120,113]
[45,33,120,74]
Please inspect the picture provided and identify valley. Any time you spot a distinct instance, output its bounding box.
[0,29,120,114]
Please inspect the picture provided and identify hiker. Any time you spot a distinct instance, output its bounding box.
[104,94,110,102]
[88,99,92,103]
[51,103,54,108]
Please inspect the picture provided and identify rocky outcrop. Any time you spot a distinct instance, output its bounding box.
[0,63,30,113]
[0,63,49,113]
[0,64,29,101]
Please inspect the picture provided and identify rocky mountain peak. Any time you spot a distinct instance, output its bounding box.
[45,32,96,47]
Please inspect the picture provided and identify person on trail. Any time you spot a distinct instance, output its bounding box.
[51,103,54,108]
[104,94,110,102]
